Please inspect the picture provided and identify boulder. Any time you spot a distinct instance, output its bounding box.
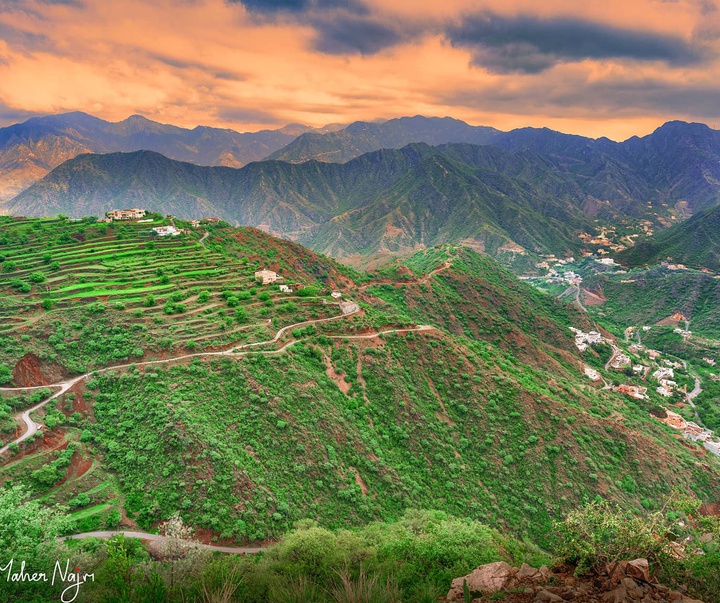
[602,585,627,603]
[625,559,650,583]
[536,589,564,602]
[446,561,516,602]
[517,563,542,581]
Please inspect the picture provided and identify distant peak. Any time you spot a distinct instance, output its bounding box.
[125,114,152,122]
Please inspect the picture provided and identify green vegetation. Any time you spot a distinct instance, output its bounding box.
[0,217,350,375]
[2,218,720,602]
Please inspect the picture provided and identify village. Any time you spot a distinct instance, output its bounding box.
[571,322,720,457]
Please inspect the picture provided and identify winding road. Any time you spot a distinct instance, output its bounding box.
[0,302,432,456]
[686,376,703,421]
[58,531,266,554]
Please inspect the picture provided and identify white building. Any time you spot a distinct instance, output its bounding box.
[584,366,600,381]
[153,226,181,237]
[331,291,342,299]
[279,284,293,293]
[652,367,674,381]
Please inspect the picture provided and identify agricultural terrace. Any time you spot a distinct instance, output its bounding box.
[0,215,356,380]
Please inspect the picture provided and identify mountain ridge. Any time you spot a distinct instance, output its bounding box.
[0,111,325,201]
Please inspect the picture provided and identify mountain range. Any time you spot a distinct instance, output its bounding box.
[0,112,334,201]
[271,118,720,214]
[4,113,720,267]
[4,143,613,260]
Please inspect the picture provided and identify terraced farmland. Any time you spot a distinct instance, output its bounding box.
[0,215,354,379]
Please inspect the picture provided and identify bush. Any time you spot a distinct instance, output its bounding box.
[28,272,47,283]
[554,500,667,574]
[298,286,321,297]
[41,299,54,311]
[0,364,12,385]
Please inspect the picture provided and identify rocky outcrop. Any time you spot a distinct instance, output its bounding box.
[12,353,67,386]
[445,559,704,603]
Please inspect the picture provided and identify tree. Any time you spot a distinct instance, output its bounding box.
[0,363,11,385]
[0,484,74,571]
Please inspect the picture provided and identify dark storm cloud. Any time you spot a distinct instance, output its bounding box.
[445,13,705,73]
[229,0,366,14]
[228,0,407,56]
[311,15,406,55]
[438,77,720,122]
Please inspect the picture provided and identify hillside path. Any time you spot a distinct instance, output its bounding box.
[58,531,266,554]
[0,303,431,456]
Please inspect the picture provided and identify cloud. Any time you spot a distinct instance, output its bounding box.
[311,15,407,55]
[445,13,705,73]
[232,0,366,14]
[436,69,720,126]
[215,106,283,123]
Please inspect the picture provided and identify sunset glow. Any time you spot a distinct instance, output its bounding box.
[1,0,719,138]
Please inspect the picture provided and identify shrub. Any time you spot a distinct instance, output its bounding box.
[28,272,47,283]
[0,364,13,385]
[554,500,667,574]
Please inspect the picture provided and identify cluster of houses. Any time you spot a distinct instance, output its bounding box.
[656,410,720,456]
[652,366,679,397]
[535,255,576,270]
[570,327,605,352]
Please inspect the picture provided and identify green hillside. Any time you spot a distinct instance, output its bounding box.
[616,204,720,271]
[1,217,719,560]
[585,266,720,338]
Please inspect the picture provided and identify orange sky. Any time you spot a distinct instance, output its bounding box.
[0,0,719,140]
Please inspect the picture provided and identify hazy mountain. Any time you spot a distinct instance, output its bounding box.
[7,144,601,259]
[616,203,720,271]
[267,116,502,163]
[0,111,318,201]
[271,118,720,216]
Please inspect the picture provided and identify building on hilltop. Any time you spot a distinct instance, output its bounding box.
[107,208,146,221]
[255,269,282,285]
[153,226,181,237]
